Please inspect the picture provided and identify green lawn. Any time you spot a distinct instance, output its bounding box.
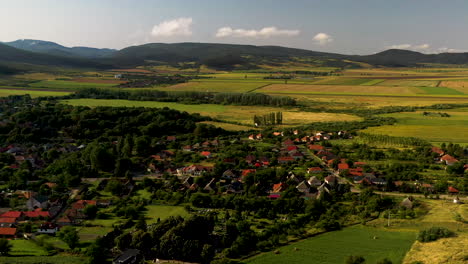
[145,205,189,224]
[246,226,416,264]
[0,255,87,264]
[361,109,468,144]
[9,240,48,256]
[418,86,465,95]
[77,226,113,242]
[0,88,71,97]
[29,80,116,90]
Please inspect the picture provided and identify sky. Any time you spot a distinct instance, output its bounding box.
[1,0,467,54]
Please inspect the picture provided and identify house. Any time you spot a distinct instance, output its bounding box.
[271,183,287,193]
[256,134,263,140]
[431,147,444,156]
[308,167,322,174]
[448,186,459,194]
[296,181,311,195]
[113,249,141,264]
[283,139,295,146]
[248,134,255,140]
[223,158,236,165]
[291,152,304,160]
[203,178,217,192]
[178,165,213,176]
[440,154,459,166]
[241,169,256,179]
[200,151,212,158]
[308,144,324,152]
[338,163,349,171]
[1,211,23,220]
[0,227,17,238]
[272,132,283,136]
[324,175,337,186]
[182,145,193,152]
[166,136,176,142]
[202,141,211,148]
[245,155,256,164]
[293,129,299,135]
[211,139,220,147]
[57,215,73,226]
[37,223,59,235]
[259,157,270,166]
[72,200,97,210]
[24,210,50,219]
[0,217,16,227]
[400,197,413,209]
[308,176,322,187]
[222,169,239,180]
[27,195,49,210]
[278,156,294,164]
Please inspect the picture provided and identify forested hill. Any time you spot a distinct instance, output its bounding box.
[4,39,116,58]
[0,43,112,72]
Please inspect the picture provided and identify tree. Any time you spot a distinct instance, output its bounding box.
[58,226,79,249]
[376,258,393,264]
[105,179,124,196]
[0,238,12,256]
[345,255,365,264]
[83,205,98,219]
[86,237,107,264]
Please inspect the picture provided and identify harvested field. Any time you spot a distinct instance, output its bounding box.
[258,84,418,95]
[379,80,439,87]
[161,81,267,93]
[440,80,468,94]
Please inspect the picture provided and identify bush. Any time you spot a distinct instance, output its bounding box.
[345,255,365,264]
[417,227,455,242]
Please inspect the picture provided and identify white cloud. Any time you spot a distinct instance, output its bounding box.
[312,33,333,45]
[385,43,467,53]
[388,44,412,50]
[215,26,300,38]
[151,17,193,37]
[437,47,465,53]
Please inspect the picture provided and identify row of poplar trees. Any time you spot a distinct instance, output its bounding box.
[253,112,283,126]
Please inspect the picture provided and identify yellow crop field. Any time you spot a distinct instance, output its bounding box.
[379,80,439,87]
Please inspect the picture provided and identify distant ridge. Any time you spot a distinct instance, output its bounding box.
[4,39,116,58]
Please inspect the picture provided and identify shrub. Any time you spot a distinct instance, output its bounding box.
[345,255,365,264]
[417,227,455,242]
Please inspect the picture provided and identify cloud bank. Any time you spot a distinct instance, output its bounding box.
[151,17,193,37]
[215,26,300,38]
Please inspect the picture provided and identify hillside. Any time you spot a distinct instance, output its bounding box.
[4,39,116,58]
[0,43,111,72]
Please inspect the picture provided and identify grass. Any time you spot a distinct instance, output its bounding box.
[318,78,374,85]
[77,226,113,242]
[160,81,268,93]
[418,86,465,95]
[0,88,72,97]
[245,225,416,264]
[380,80,439,87]
[361,109,468,144]
[62,99,362,126]
[28,80,116,90]
[360,79,385,86]
[0,255,87,264]
[9,240,48,256]
[258,84,421,95]
[200,121,258,131]
[145,205,189,224]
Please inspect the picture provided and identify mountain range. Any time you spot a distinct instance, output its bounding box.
[1,39,468,73]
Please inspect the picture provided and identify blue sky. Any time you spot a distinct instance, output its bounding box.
[1,0,467,54]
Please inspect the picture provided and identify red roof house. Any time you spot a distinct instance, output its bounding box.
[0,227,17,237]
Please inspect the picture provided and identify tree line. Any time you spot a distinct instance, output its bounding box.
[64,88,296,107]
[253,112,283,126]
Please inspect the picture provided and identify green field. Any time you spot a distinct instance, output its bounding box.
[361,109,468,144]
[77,226,113,242]
[160,81,268,93]
[0,88,72,97]
[246,226,416,264]
[417,86,465,95]
[29,80,116,90]
[144,205,189,224]
[9,240,48,256]
[0,255,87,264]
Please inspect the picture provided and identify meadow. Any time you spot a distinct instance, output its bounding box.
[62,99,362,127]
[144,205,190,224]
[360,109,468,144]
[245,226,416,264]
[28,80,116,90]
[0,88,71,97]
[0,255,87,264]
